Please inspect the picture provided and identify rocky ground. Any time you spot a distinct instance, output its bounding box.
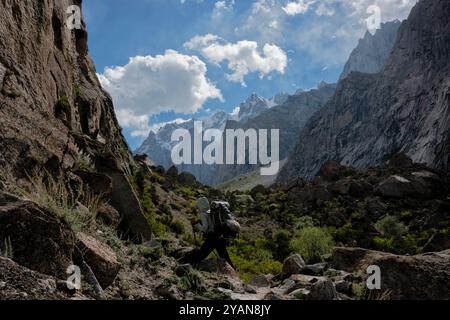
[1,153,450,300]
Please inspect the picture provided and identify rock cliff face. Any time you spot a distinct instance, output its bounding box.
[0,0,151,240]
[278,0,450,181]
[339,21,401,81]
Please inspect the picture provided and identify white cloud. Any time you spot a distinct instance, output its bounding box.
[315,2,335,16]
[282,0,315,16]
[269,20,279,29]
[115,110,151,138]
[98,50,222,137]
[214,0,234,11]
[185,34,287,86]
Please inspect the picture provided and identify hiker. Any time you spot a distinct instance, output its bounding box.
[189,197,240,270]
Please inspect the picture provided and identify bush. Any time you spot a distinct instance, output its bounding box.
[170,219,185,235]
[139,185,166,237]
[374,215,408,239]
[290,227,334,264]
[55,95,70,113]
[271,230,292,262]
[372,236,394,252]
[228,236,282,283]
[179,269,206,293]
[334,223,363,245]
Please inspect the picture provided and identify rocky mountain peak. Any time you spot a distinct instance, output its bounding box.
[339,20,401,80]
[278,0,450,181]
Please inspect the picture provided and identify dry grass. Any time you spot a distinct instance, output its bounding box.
[16,171,103,232]
[0,237,13,259]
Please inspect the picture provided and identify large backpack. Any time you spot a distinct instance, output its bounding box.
[210,201,241,238]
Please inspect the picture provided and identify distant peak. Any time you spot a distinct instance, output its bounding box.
[317,81,329,89]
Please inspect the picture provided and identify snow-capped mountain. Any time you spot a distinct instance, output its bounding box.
[135,88,329,185]
[135,93,270,169]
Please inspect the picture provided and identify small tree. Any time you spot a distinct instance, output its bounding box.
[374,215,408,239]
[291,227,334,264]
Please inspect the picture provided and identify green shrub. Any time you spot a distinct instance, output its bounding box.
[170,219,185,235]
[139,185,166,237]
[374,215,408,239]
[372,236,394,251]
[290,227,334,264]
[74,85,82,100]
[228,237,282,283]
[55,95,70,111]
[334,223,363,245]
[294,216,316,230]
[179,269,206,293]
[270,230,292,262]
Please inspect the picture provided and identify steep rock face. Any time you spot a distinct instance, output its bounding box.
[278,0,450,181]
[339,21,401,81]
[0,0,151,240]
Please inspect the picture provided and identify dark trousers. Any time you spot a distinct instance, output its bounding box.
[192,233,235,270]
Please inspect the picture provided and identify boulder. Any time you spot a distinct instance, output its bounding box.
[385,153,413,168]
[330,247,387,272]
[328,179,351,195]
[0,257,70,300]
[422,232,450,253]
[0,192,75,278]
[319,161,351,181]
[335,280,353,295]
[197,258,238,278]
[178,172,197,186]
[375,175,426,198]
[307,279,338,300]
[105,171,153,242]
[282,254,306,276]
[167,166,179,178]
[331,247,450,300]
[96,203,120,228]
[349,180,373,197]
[300,263,327,276]
[410,170,443,195]
[75,232,120,289]
[154,166,166,175]
[73,170,113,197]
[249,275,272,288]
[365,198,388,216]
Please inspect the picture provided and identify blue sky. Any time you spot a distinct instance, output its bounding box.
[83,0,417,149]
